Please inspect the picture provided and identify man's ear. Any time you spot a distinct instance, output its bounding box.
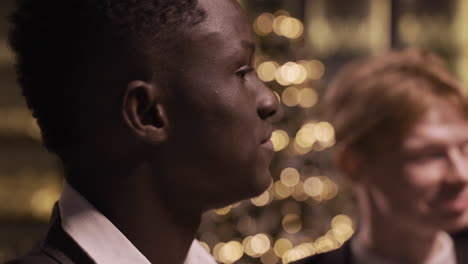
[336,146,363,183]
[122,80,169,144]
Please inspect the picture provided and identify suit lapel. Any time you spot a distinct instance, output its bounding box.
[39,204,94,264]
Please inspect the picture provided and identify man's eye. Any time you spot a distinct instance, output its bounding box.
[236,66,254,78]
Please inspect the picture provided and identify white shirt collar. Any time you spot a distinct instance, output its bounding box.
[58,181,217,264]
[351,231,456,264]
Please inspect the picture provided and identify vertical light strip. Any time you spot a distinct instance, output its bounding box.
[453,0,468,86]
[368,0,391,54]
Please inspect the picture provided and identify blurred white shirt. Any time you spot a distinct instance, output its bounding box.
[59,181,217,264]
[351,231,456,264]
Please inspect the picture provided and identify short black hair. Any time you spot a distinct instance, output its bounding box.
[9,0,206,156]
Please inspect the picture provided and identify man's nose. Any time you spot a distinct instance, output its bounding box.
[257,81,279,121]
[446,147,468,184]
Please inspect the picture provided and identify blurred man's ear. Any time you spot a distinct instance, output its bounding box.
[122,80,169,144]
[336,146,363,182]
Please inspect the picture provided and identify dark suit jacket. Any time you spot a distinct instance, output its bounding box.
[5,205,94,264]
[293,233,468,264]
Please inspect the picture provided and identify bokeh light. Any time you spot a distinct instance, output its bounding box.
[254,13,275,36]
[257,61,279,82]
[270,130,290,151]
[280,168,300,187]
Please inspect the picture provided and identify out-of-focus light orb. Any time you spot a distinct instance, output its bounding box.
[282,214,302,234]
[260,248,279,264]
[272,15,289,36]
[320,176,339,200]
[257,61,279,82]
[298,88,318,108]
[279,62,302,84]
[270,129,289,151]
[254,13,275,36]
[213,242,226,262]
[292,181,309,201]
[293,139,313,155]
[314,122,335,143]
[215,205,232,215]
[295,123,316,148]
[280,167,300,187]
[251,233,271,256]
[330,223,354,245]
[219,241,244,264]
[306,60,325,80]
[314,236,338,254]
[242,236,257,257]
[281,86,300,107]
[273,180,293,199]
[251,190,271,207]
[279,17,304,39]
[199,241,211,253]
[292,64,308,85]
[331,214,353,230]
[298,243,316,256]
[282,245,313,264]
[303,177,323,197]
[30,185,60,220]
[274,238,293,257]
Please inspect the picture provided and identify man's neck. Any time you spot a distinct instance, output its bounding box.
[68,162,202,264]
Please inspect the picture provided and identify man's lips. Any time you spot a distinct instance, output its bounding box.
[260,130,274,150]
[430,194,468,213]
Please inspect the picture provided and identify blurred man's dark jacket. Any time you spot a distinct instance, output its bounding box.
[5,205,94,264]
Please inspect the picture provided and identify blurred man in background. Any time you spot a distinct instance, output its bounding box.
[7,0,278,263]
[296,49,468,264]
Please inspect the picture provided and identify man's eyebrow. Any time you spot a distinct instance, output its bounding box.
[241,40,255,53]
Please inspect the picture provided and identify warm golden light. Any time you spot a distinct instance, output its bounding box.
[272,15,289,36]
[282,214,302,234]
[273,238,293,258]
[281,86,300,107]
[279,62,303,85]
[314,236,339,254]
[295,123,316,148]
[30,185,60,220]
[199,241,211,253]
[280,168,300,187]
[251,234,271,255]
[270,130,289,151]
[257,61,279,82]
[303,177,323,197]
[254,13,275,36]
[273,181,293,199]
[219,241,244,264]
[292,181,309,201]
[310,60,326,80]
[213,242,226,262]
[251,190,271,207]
[314,122,335,143]
[279,17,304,39]
[242,236,257,257]
[215,206,232,215]
[298,88,318,108]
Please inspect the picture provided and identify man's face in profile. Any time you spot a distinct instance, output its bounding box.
[158,0,278,208]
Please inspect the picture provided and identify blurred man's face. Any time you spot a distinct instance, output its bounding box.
[158,0,278,209]
[363,100,468,232]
